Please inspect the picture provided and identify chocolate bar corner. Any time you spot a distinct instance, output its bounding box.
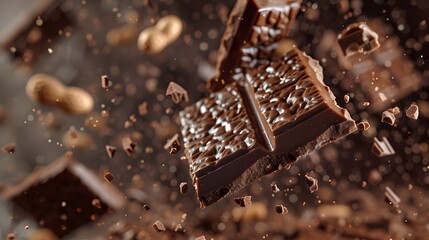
[1,152,126,237]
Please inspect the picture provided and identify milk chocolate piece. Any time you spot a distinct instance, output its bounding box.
[275,204,288,214]
[384,186,400,207]
[208,0,302,91]
[0,152,126,237]
[0,0,73,64]
[372,137,395,157]
[381,110,396,126]
[316,20,422,111]
[166,82,189,104]
[305,175,319,193]
[405,103,419,120]
[180,49,356,207]
[338,22,380,57]
[152,220,166,232]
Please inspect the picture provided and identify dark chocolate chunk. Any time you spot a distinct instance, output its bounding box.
[372,137,395,157]
[101,75,110,89]
[104,171,114,182]
[152,220,166,232]
[166,82,189,104]
[271,183,280,193]
[0,152,125,237]
[105,145,117,159]
[338,22,380,57]
[122,136,136,156]
[164,133,181,155]
[180,49,356,207]
[1,143,16,154]
[381,111,396,126]
[405,103,419,120]
[179,182,188,194]
[208,0,302,91]
[305,175,319,193]
[384,186,400,208]
[316,20,423,112]
[357,121,370,131]
[275,204,288,214]
[234,196,252,207]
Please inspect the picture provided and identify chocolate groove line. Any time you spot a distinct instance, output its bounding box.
[237,74,276,152]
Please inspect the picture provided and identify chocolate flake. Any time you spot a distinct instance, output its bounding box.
[104,172,114,182]
[1,143,16,154]
[152,220,166,232]
[164,133,181,155]
[122,137,136,156]
[381,111,396,126]
[166,82,189,104]
[405,103,419,120]
[305,175,319,193]
[271,183,280,193]
[372,137,395,157]
[138,102,148,116]
[384,186,401,207]
[105,145,117,159]
[234,196,252,207]
[357,121,370,131]
[179,182,188,194]
[338,22,380,57]
[344,94,350,103]
[101,75,110,89]
[275,204,288,214]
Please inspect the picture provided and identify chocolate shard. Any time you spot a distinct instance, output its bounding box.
[179,182,188,194]
[166,82,189,104]
[0,152,126,237]
[338,22,380,57]
[234,196,252,207]
[164,133,181,155]
[104,171,114,182]
[384,186,401,208]
[316,20,423,112]
[122,136,136,156]
[101,75,110,89]
[180,49,357,207]
[105,145,117,159]
[305,175,319,193]
[372,137,395,157]
[271,183,280,193]
[357,121,370,131]
[1,143,16,154]
[405,103,419,120]
[275,204,288,214]
[381,110,396,126]
[152,220,166,232]
[208,0,302,92]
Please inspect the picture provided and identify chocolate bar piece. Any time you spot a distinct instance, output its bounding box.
[0,152,126,237]
[180,49,357,207]
[0,0,73,64]
[316,19,422,111]
[208,0,302,91]
[337,22,380,57]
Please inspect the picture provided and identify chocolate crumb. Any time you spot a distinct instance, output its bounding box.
[195,236,206,240]
[124,120,133,129]
[405,103,419,120]
[1,143,16,154]
[305,175,319,193]
[165,107,173,115]
[344,94,350,103]
[174,224,183,232]
[275,205,288,214]
[166,82,189,104]
[7,233,15,240]
[122,137,136,156]
[387,106,401,115]
[104,172,114,182]
[372,137,395,157]
[101,75,110,89]
[271,183,280,193]
[385,186,401,207]
[138,102,148,116]
[91,198,102,209]
[105,145,116,159]
[357,121,370,131]
[179,182,188,194]
[381,110,396,126]
[152,220,166,232]
[164,133,181,155]
[143,204,150,211]
[234,196,252,207]
[363,102,370,107]
[129,114,137,123]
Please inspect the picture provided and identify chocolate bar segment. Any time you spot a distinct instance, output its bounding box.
[0,152,126,237]
[180,49,357,207]
[316,19,422,111]
[208,0,302,92]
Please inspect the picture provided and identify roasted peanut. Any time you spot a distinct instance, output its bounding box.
[137,15,182,54]
[26,73,94,115]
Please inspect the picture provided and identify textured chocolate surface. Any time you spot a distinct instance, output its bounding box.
[208,0,302,91]
[0,152,126,237]
[180,49,357,207]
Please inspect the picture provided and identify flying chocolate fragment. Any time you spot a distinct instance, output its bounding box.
[338,22,380,57]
